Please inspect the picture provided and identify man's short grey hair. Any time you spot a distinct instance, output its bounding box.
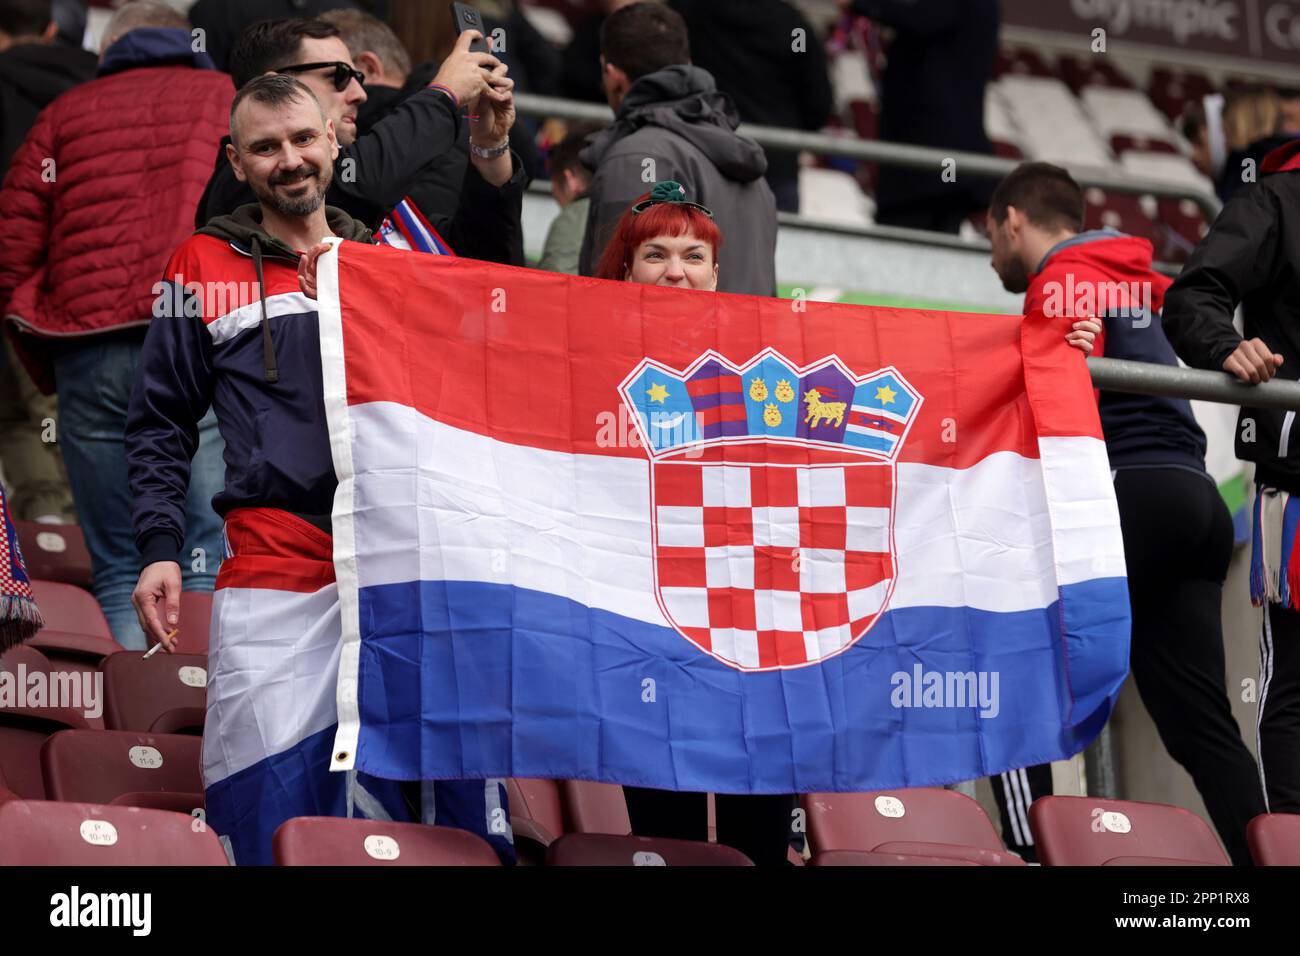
[101,1,188,54]
[229,74,327,146]
[319,8,411,82]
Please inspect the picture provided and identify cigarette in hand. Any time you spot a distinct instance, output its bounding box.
[143,629,179,658]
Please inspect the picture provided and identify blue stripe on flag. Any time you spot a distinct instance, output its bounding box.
[349,577,1129,794]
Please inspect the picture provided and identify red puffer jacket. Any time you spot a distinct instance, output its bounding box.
[0,32,233,392]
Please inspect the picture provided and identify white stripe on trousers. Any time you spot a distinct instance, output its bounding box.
[1258,609,1275,812]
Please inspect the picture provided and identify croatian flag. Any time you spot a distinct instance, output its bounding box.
[316,243,1130,794]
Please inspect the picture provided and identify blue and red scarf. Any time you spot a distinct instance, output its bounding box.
[0,486,43,651]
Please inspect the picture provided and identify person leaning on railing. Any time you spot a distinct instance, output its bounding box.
[1162,137,1300,822]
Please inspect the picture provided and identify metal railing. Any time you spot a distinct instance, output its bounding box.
[1089,358,1300,411]
[515,92,1223,221]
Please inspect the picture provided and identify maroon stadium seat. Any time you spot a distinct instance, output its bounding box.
[810,849,979,866]
[506,777,565,847]
[1083,188,1162,245]
[27,580,121,671]
[803,788,1024,865]
[559,779,632,834]
[101,650,207,732]
[1029,795,1230,866]
[1058,54,1134,93]
[273,816,502,866]
[109,790,205,815]
[1147,67,1215,121]
[0,643,90,798]
[143,591,212,656]
[1109,134,1179,157]
[0,765,15,803]
[1247,813,1300,865]
[147,706,205,735]
[546,832,753,866]
[0,799,228,865]
[13,521,92,589]
[41,729,203,804]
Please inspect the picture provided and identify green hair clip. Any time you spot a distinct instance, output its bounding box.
[631,180,715,218]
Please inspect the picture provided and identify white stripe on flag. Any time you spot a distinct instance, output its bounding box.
[339,401,1122,622]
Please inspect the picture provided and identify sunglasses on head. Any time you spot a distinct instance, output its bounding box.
[277,61,365,92]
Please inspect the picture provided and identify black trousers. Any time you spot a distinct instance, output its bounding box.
[994,467,1267,866]
[1260,603,1300,815]
[622,787,795,867]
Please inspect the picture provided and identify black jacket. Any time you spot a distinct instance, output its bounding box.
[849,0,998,220]
[1163,141,1300,493]
[669,0,833,198]
[195,86,527,265]
[578,65,777,296]
[0,42,97,181]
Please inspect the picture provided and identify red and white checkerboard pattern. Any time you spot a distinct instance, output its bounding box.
[652,461,894,670]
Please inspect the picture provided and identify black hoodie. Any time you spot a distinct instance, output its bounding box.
[0,42,96,181]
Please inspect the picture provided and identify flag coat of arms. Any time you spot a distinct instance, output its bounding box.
[316,243,1130,794]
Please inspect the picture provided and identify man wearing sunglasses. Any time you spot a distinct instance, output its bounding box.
[196,17,525,267]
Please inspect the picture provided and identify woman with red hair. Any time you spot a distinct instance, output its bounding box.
[599,181,801,866]
[595,180,724,289]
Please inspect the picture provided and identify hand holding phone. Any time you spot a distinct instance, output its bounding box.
[451,2,491,54]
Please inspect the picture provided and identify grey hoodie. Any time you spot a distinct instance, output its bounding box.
[578,65,777,296]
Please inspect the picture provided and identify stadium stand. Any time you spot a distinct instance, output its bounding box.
[0,799,228,866]
[1029,796,1231,866]
[803,788,1025,866]
[273,817,502,866]
[506,777,566,853]
[1246,813,1300,866]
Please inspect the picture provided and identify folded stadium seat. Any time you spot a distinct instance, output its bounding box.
[13,520,93,589]
[143,590,212,656]
[0,643,90,798]
[1148,67,1215,122]
[506,777,566,850]
[27,580,121,683]
[798,167,875,225]
[1081,87,1181,155]
[1057,54,1135,94]
[546,832,753,866]
[101,650,207,733]
[1247,813,1300,865]
[0,799,228,865]
[40,728,203,805]
[994,75,1116,169]
[1028,795,1230,865]
[1120,150,1215,194]
[273,816,501,866]
[802,789,1026,866]
[559,779,632,835]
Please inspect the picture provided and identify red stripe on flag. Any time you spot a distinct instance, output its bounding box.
[686,376,743,398]
[697,403,748,426]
